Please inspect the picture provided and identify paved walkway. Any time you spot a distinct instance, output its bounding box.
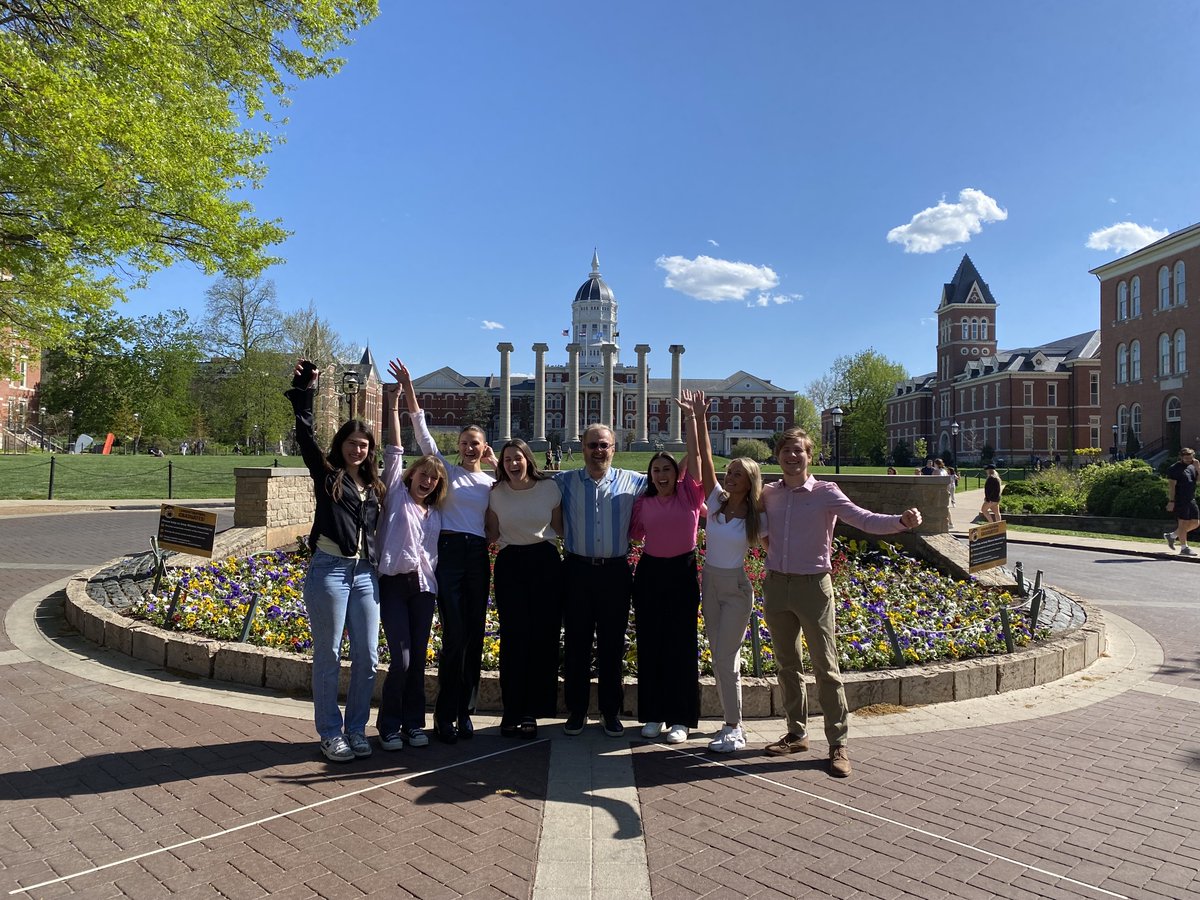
[1,499,1197,898]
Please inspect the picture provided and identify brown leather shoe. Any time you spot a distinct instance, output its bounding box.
[765,732,809,755]
[829,746,852,777]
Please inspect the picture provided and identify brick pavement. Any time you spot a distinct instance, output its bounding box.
[4,505,1200,898]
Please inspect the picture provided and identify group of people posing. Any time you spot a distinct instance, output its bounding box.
[288,357,922,779]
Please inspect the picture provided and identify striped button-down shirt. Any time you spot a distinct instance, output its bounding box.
[555,466,648,558]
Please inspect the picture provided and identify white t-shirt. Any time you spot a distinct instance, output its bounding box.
[703,484,765,569]
[412,410,493,536]
[488,479,561,548]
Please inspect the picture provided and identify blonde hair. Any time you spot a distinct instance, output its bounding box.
[717,457,764,545]
[402,454,448,508]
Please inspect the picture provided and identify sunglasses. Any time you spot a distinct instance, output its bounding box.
[586,441,612,450]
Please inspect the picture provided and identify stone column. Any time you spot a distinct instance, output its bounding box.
[497,342,514,442]
[531,342,549,451]
[633,344,652,450]
[601,343,616,436]
[565,342,581,449]
[667,344,686,451]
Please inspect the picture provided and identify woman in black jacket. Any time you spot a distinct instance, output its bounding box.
[287,360,387,763]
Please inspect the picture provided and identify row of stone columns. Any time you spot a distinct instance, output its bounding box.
[496,342,685,450]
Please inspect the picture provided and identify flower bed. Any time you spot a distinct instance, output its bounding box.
[127,536,1046,675]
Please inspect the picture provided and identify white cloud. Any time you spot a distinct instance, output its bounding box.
[1108,197,1118,204]
[1085,221,1169,256]
[481,320,505,330]
[655,254,781,303]
[886,188,1008,254]
[707,238,720,247]
[750,292,800,308]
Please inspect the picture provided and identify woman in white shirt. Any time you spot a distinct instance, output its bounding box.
[401,361,497,744]
[689,391,765,753]
[485,439,564,739]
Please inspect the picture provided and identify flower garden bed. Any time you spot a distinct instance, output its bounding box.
[126,535,1047,675]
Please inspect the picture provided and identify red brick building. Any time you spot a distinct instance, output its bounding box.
[0,336,42,451]
[886,256,1101,465]
[1090,221,1199,458]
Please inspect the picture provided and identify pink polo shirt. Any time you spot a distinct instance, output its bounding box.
[762,476,907,575]
[630,474,704,557]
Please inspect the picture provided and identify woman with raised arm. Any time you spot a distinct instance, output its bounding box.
[630,390,706,745]
[690,390,765,753]
[286,359,386,763]
[375,360,449,751]
[485,439,564,739]
[403,368,497,743]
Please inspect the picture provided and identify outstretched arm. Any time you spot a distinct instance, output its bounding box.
[672,388,700,481]
[391,358,438,457]
[690,391,715,496]
[384,360,406,449]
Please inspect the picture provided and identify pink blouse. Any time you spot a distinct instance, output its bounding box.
[630,474,704,557]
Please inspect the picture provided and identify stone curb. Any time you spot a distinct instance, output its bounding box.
[60,538,1107,720]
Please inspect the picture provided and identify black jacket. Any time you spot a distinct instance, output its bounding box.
[286,387,379,564]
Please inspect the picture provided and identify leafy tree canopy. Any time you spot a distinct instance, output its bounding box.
[806,348,907,465]
[0,0,378,363]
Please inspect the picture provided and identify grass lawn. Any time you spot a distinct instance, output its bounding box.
[1006,523,1166,545]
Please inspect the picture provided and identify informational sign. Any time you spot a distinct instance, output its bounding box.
[968,521,1008,573]
[158,504,218,558]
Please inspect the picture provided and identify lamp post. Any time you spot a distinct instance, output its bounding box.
[951,420,960,466]
[1111,423,1119,461]
[65,409,74,453]
[133,413,141,455]
[831,406,844,474]
[38,406,46,450]
[341,371,360,422]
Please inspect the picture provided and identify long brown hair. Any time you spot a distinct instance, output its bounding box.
[494,439,549,484]
[325,418,386,503]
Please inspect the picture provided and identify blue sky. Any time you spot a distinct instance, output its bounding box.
[125,1,1200,393]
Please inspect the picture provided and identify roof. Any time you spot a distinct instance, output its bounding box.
[574,250,615,304]
[939,254,996,308]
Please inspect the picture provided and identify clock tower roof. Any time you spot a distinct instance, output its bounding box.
[939,254,996,308]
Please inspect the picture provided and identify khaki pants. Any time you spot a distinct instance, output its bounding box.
[762,571,848,747]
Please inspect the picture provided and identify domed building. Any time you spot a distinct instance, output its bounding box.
[407,252,795,453]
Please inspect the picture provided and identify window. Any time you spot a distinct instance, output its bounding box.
[624,413,635,429]
[731,398,742,412]
[1132,404,1142,442]
[1089,416,1101,449]
[1023,417,1035,450]
[1047,383,1057,407]
[625,395,636,409]
[710,416,720,432]
[971,387,977,411]
[1118,282,1128,320]
[649,416,660,433]
[1159,266,1171,309]
[753,416,763,430]
[1117,405,1128,446]
[1175,329,1187,373]
[940,393,949,418]
[1117,343,1128,383]
[775,398,785,412]
[1160,333,1172,376]
[649,399,659,413]
[961,317,969,339]
[970,317,979,340]
[1167,396,1182,422]
[1090,372,1100,405]
[980,318,989,340]
[1023,382,1034,406]
[732,416,742,429]
[1131,276,1141,316]
[709,397,719,412]
[754,398,763,413]
[982,384,989,408]
[1176,261,1187,306]
[776,416,786,431]
[1047,417,1058,452]
[1131,340,1141,380]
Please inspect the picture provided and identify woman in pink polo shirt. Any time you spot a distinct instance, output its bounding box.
[630,392,704,745]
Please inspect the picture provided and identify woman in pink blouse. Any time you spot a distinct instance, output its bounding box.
[631,393,704,745]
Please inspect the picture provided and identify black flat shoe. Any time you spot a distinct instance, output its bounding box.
[500,721,521,738]
[519,718,538,740]
[457,716,474,739]
[435,721,458,744]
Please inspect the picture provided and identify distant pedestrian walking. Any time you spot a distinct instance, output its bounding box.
[981,464,1003,523]
[1164,448,1200,556]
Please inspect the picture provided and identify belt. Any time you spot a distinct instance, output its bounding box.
[566,552,628,567]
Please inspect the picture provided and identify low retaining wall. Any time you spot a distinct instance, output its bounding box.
[1004,512,1174,539]
[62,525,1107,719]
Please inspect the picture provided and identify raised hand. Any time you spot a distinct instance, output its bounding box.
[292,358,319,389]
[690,389,709,415]
[387,358,411,386]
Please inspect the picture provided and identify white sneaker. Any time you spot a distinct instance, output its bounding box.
[708,725,746,753]
[641,722,665,739]
[664,724,689,744]
[345,732,372,758]
[379,732,405,751]
[320,735,354,762]
[1165,531,1177,550]
[1181,546,1197,557]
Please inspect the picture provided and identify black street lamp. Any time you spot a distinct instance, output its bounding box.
[1111,423,1119,461]
[65,409,74,453]
[38,406,46,450]
[951,420,960,465]
[831,406,844,474]
[133,412,141,455]
[341,371,360,422]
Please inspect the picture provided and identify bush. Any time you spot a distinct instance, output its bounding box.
[730,439,771,462]
[1000,468,1086,514]
[1110,480,1169,519]
[1084,459,1162,517]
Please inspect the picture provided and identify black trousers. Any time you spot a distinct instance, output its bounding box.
[493,541,563,723]
[563,553,632,718]
[376,572,436,735]
[434,532,490,724]
[633,550,700,728]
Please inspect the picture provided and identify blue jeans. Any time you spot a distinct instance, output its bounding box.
[304,550,380,740]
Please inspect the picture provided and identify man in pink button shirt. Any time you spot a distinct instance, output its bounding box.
[761,427,922,777]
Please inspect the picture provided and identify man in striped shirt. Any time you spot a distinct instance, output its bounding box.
[555,424,647,737]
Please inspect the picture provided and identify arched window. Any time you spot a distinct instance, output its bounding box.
[422,393,434,407]
[445,412,456,424]
[1131,276,1142,316]
[1160,333,1172,376]
[1159,266,1171,309]
[961,317,969,339]
[1132,403,1142,441]
[624,413,635,429]
[1118,282,1128,320]
[732,416,742,430]
[1117,343,1128,383]
[1176,261,1187,306]
[1175,329,1187,373]
[710,416,720,432]
[1167,396,1182,422]
[649,416,659,433]
[1117,405,1128,445]
[776,416,786,431]
[625,395,636,410]
[549,412,562,429]
[980,317,989,340]
[1131,340,1141,380]
[970,317,979,340]
[753,416,763,430]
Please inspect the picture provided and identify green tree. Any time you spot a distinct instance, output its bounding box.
[730,439,771,462]
[0,0,378,366]
[807,349,907,465]
[464,390,495,438]
[792,393,822,457]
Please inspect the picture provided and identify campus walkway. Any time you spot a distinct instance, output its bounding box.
[0,496,1198,898]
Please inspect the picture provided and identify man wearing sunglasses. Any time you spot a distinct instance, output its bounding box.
[555,424,647,737]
